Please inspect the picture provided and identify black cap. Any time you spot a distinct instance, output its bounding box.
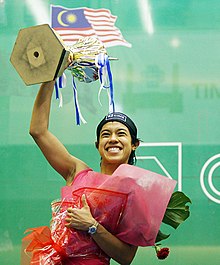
[96,112,137,141]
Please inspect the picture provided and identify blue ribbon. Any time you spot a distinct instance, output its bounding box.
[72,77,81,125]
[59,76,63,88]
[106,57,115,111]
[54,80,59,100]
[55,54,115,125]
[54,75,64,100]
[97,54,115,113]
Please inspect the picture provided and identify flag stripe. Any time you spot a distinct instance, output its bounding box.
[84,7,117,18]
[56,30,122,38]
[56,29,125,39]
[84,14,116,23]
[55,28,130,46]
[84,11,116,20]
[51,5,132,48]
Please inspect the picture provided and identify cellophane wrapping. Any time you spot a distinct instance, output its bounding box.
[21,164,176,264]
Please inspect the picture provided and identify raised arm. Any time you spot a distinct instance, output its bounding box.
[29,80,88,183]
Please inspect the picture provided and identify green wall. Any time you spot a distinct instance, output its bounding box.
[1,0,220,264]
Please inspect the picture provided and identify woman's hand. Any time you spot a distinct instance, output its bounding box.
[65,194,96,231]
[65,194,137,264]
[66,52,74,68]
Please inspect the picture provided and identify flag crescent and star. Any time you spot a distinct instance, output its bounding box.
[57,10,79,27]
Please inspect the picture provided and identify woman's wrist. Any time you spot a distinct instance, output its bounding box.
[88,219,99,235]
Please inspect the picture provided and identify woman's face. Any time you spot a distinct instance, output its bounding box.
[97,121,136,166]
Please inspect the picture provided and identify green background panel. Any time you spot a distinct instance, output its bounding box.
[1,0,220,264]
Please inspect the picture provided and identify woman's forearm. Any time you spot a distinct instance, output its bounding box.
[29,80,55,137]
[92,224,137,265]
[66,195,137,264]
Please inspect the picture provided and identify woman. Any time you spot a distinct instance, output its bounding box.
[27,80,140,265]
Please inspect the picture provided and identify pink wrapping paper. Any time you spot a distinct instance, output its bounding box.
[62,164,177,246]
[112,164,177,246]
[22,164,176,264]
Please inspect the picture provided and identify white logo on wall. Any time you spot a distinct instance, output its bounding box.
[136,142,182,191]
[200,154,220,204]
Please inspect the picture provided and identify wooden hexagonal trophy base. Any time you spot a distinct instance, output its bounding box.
[10,24,70,85]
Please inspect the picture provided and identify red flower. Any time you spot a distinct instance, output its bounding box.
[155,245,170,260]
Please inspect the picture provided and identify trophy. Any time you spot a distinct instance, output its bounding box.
[10,23,109,85]
[10,24,115,124]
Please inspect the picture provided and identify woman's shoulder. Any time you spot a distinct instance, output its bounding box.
[75,167,93,180]
[66,160,91,185]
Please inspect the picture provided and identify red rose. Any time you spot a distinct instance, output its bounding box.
[156,247,170,260]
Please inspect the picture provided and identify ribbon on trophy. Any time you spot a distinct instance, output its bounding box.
[55,37,116,125]
[55,73,67,108]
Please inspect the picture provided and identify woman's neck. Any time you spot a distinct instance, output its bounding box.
[100,162,121,175]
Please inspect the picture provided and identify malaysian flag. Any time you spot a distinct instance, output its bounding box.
[51,5,131,48]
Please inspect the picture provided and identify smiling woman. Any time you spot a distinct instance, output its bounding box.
[2,1,220,265]
[96,112,140,169]
[98,122,137,172]
[21,74,177,264]
[22,78,144,264]
[95,113,140,175]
